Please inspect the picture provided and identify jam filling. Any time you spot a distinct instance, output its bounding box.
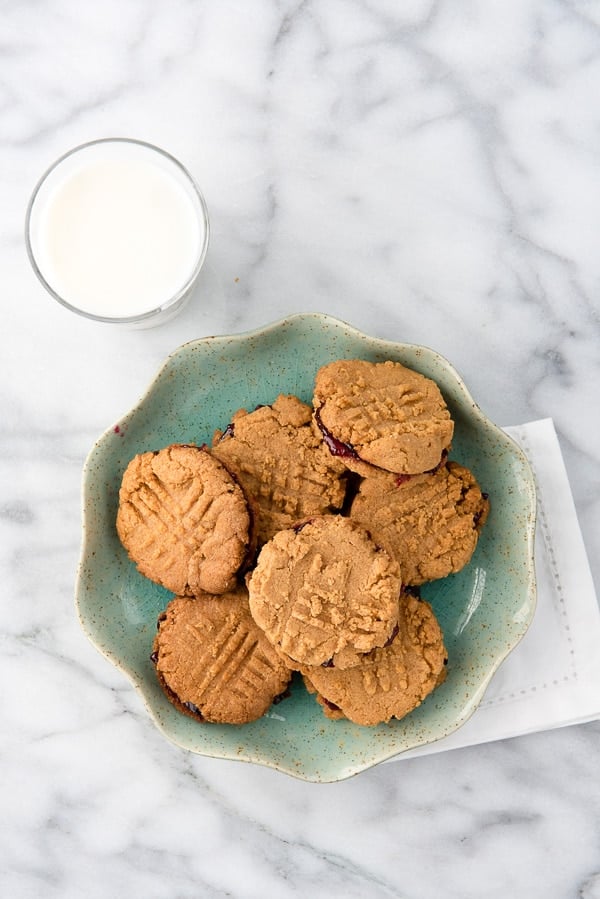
[273,686,292,705]
[321,696,341,712]
[473,493,489,528]
[314,406,361,460]
[383,623,400,647]
[152,655,205,721]
[218,404,270,444]
[218,422,235,441]
[166,681,204,721]
[183,700,204,719]
[292,518,314,534]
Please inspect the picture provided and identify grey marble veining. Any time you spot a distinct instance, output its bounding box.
[2,1,600,896]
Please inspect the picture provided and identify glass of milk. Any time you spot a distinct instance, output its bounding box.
[25,138,210,326]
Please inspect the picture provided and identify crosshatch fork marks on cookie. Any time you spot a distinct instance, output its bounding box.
[183,619,280,702]
[117,445,251,595]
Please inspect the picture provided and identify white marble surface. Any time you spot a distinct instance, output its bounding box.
[3,1,600,896]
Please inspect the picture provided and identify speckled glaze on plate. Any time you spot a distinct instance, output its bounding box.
[76,313,537,782]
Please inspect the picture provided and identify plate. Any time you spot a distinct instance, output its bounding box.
[76,313,537,782]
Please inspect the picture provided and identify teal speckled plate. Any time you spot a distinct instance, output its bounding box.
[76,313,537,782]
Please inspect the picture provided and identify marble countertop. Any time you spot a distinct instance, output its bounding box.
[3,2,600,896]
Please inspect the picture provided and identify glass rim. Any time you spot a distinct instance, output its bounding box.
[24,137,210,324]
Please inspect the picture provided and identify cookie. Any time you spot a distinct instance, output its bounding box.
[247,515,401,669]
[212,394,347,546]
[350,460,489,585]
[313,359,454,475]
[303,593,447,726]
[116,443,251,596]
[152,587,291,725]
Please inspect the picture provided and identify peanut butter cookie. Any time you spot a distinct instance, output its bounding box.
[116,443,251,596]
[247,515,401,669]
[212,394,347,546]
[303,592,447,726]
[350,460,490,585]
[313,359,453,475]
[152,587,291,724]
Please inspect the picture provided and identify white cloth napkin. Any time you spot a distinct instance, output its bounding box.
[396,418,600,761]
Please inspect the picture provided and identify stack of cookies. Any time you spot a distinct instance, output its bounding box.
[116,359,489,728]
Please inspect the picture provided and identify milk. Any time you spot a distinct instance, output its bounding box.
[27,140,209,321]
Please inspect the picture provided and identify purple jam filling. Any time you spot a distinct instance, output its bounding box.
[218,422,235,441]
[321,696,341,712]
[156,669,206,722]
[314,406,361,460]
[292,518,314,534]
[273,686,292,705]
[183,700,204,719]
[383,624,400,647]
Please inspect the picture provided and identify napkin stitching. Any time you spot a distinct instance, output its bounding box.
[476,426,577,709]
[520,427,577,683]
